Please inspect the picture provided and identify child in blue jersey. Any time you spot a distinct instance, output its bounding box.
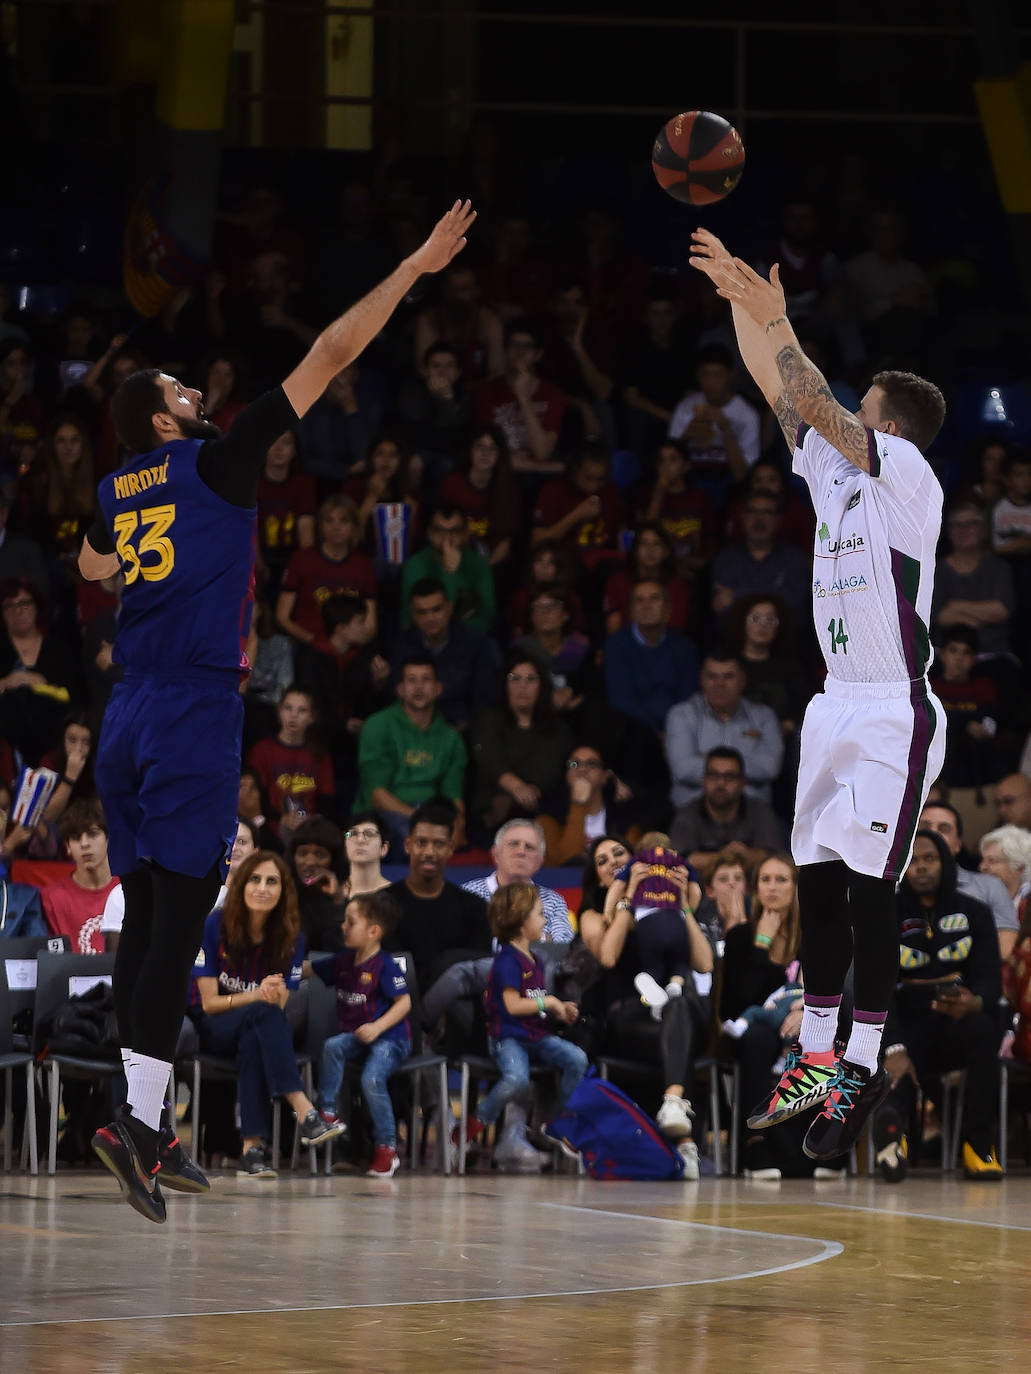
[456,883,588,1152]
[604,831,704,1019]
[307,890,412,1178]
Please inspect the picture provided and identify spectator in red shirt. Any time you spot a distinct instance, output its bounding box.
[506,539,585,641]
[246,685,335,834]
[603,522,690,635]
[412,262,504,383]
[257,429,316,589]
[478,211,554,322]
[342,433,420,553]
[0,340,47,478]
[532,442,624,571]
[474,319,566,473]
[536,277,616,445]
[276,493,376,645]
[41,800,119,955]
[439,424,523,568]
[633,439,718,576]
[724,457,815,554]
[200,351,248,433]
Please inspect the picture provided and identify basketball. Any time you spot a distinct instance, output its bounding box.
[651,110,745,206]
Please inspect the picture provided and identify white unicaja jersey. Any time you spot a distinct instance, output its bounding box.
[793,424,943,684]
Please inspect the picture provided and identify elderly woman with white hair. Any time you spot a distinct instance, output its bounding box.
[979,825,1031,920]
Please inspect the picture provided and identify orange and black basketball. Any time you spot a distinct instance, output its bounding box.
[651,110,745,206]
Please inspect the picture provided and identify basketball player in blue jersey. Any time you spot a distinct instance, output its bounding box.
[690,229,952,1165]
[79,199,475,1222]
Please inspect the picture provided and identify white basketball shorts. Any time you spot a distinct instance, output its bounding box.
[791,675,946,882]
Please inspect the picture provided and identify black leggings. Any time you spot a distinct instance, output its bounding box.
[115,864,222,1063]
[605,992,707,1093]
[798,860,898,1015]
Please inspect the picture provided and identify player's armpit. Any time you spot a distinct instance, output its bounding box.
[78,533,121,582]
[774,344,873,472]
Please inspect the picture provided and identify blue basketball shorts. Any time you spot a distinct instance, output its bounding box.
[95,673,244,880]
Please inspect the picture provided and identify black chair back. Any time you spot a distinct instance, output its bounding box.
[1,936,68,1022]
[0,975,19,1055]
[31,952,117,1057]
[393,951,422,1054]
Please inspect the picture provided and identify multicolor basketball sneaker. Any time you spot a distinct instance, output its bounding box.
[746,1042,839,1130]
[803,1059,890,1161]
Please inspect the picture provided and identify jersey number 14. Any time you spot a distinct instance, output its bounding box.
[827,617,849,655]
[113,504,176,585]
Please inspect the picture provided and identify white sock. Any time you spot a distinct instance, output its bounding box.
[721,1017,749,1040]
[126,1052,172,1131]
[665,981,683,999]
[799,1000,840,1055]
[843,1016,886,1073]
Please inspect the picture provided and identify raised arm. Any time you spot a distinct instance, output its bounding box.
[282,200,475,419]
[690,231,870,470]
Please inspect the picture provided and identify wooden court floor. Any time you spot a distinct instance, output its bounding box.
[1,1165,1030,1373]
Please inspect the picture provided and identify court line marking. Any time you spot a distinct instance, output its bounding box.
[0,1203,843,1329]
[802,1198,1031,1233]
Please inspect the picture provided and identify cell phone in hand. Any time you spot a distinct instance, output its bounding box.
[933,981,962,1000]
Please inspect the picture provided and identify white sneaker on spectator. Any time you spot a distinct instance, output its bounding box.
[721,1017,749,1040]
[635,973,668,1021]
[656,1094,693,1140]
[677,1139,700,1181]
[494,1125,550,1173]
[812,1166,847,1180]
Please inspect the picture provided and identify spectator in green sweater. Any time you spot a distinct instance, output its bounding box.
[357,655,468,853]
[400,506,496,633]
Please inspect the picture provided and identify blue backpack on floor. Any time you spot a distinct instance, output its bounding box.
[548,1069,685,1180]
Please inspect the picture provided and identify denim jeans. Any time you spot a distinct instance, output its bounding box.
[197,1001,304,1141]
[318,1031,411,1147]
[476,1034,588,1126]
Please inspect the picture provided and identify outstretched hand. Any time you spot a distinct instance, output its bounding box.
[408,199,476,275]
[691,233,787,329]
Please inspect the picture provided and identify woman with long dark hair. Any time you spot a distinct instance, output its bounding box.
[192,850,343,1177]
[470,649,574,831]
[577,833,713,1177]
[440,424,523,566]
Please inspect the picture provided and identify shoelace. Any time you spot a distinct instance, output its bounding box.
[822,1066,864,1122]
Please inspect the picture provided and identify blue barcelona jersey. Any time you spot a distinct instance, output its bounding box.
[97,438,257,676]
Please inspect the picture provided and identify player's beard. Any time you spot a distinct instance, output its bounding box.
[176,414,223,442]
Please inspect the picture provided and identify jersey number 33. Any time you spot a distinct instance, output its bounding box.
[112,504,177,584]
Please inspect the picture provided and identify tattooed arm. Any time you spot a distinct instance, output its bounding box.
[690,234,874,470]
[767,327,873,472]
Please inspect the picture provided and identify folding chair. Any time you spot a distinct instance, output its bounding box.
[186,1039,313,1171]
[32,952,121,1176]
[595,1054,731,1175]
[309,951,450,1176]
[0,973,37,1174]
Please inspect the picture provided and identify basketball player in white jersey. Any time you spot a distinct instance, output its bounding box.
[690,229,948,1161]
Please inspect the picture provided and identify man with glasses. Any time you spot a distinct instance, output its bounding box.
[670,746,783,876]
[474,318,566,471]
[539,746,640,867]
[933,502,1016,659]
[399,507,496,635]
[711,490,809,623]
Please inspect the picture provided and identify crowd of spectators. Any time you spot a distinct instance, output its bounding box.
[3,174,1031,1181]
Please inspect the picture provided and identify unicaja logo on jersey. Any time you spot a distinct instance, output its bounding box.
[818,521,865,554]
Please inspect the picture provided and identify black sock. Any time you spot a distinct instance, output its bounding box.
[798,860,853,997]
[848,871,899,1015]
